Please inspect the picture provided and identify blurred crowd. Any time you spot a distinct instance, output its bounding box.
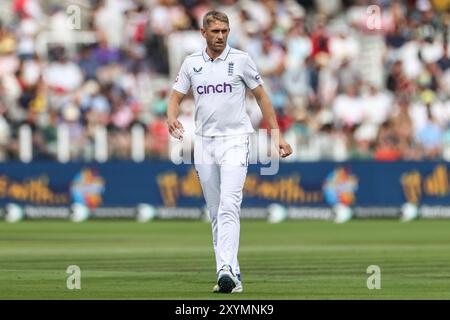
[2,0,450,161]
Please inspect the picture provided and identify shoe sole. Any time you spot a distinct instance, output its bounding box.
[231,285,243,293]
[218,275,236,293]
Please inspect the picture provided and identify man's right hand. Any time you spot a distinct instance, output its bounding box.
[167,118,185,140]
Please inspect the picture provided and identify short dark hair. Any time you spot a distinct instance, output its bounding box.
[202,10,229,29]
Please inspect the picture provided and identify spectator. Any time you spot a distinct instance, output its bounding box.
[437,44,450,71]
[2,0,450,162]
[310,15,330,58]
[332,83,363,128]
[373,120,402,161]
[147,113,169,159]
[77,45,100,81]
[94,0,126,49]
[0,99,11,161]
[361,83,393,125]
[44,47,83,95]
[416,106,444,159]
[350,123,377,160]
[390,95,419,159]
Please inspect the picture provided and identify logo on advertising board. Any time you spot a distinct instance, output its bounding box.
[401,164,450,204]
[0,175,69,205]
[157,167,323,207]
[70,168,105,209]
[323,167,358,206]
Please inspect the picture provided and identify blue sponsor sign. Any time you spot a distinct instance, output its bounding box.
[0,161,449,208]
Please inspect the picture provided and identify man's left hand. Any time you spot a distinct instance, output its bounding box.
[278,137,293,158]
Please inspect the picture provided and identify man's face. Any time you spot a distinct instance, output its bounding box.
[201,20,229,53]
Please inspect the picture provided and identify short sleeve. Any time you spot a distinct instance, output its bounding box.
[172,59,191,94]
[242,55,264,90]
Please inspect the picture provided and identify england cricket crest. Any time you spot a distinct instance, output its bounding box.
[228,62,234,76]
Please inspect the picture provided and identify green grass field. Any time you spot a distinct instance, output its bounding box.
[1,219,450,299]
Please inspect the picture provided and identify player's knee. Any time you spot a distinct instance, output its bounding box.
[219,195,240,215]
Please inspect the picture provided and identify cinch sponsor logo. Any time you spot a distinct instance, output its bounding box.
[196,82,232,95]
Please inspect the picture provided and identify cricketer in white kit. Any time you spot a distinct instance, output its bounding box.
[167,10,292,294]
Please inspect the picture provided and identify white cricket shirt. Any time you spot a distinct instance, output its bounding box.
[172,45,264,136]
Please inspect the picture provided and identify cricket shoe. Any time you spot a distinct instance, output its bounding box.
[213,266,243,293]
[213,275,243,293]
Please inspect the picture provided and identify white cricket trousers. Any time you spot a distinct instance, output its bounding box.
[194,134,250,275]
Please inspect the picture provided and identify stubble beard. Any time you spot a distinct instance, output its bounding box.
[208,39,225,54]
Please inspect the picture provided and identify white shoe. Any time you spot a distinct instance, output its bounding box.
[231,281,243,293]
[216,265,242,294]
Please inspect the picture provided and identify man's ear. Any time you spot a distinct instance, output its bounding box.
[200,28,206,38]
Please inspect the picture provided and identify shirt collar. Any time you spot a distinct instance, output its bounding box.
[202,45,231,62]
